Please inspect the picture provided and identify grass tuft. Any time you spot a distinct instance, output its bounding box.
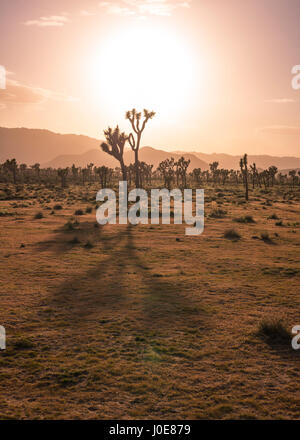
[257,318,290,344]
[224,228,241,240]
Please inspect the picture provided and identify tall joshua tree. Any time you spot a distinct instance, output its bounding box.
[250,163,258,189]
[175,156,191,188]
[57,167,68,188]
[101,126,128,181]
[126,108,155,187]
[31,163,41,183]
[209,161,219,185]
[240,154,249,201]
[4,159,18,184]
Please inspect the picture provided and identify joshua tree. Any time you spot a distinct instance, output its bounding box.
[31,163,41,183]
[175,156,190,188]
[158,158,175,190]
[209,161,219,185]
[3,159,18,184]
[250,163,258,189]
[101,126,128,181]
[81,167,89,185]
[95,166,112,188]
[127,163,135,187]
[268,166,278,186]
[126,108,155,187]
[192,168,202,185]
[71,164,79,184]
[138,161,153,187]
[289,170,297,189]
[220,168,229,185]
[144,163,153,185]
[240,154,249,201]
[57,167,68,188]
[87,163,94,183]
[19,164,27,182]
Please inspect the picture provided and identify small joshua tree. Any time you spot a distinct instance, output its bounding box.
[192,168,202,185]
[240,154,249,201]
[250,163,259,189]
[289,170,296,189]
[175,156,191,188]
[57,167,68,188]
[101,126,128,181]
[71,164,79,184]
[4,159,18,184]
[268,166,278,187]
[158,158,175,190]
[209,161,219,185]
[31,163,41,183]
[95,166,113,188]
[126,108,155,187]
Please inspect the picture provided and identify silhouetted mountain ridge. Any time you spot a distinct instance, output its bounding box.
[43,147,209,171]
[1,127,300,171]
[174,151,300,171]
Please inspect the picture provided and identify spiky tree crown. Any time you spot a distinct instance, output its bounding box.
[101,125,128,160]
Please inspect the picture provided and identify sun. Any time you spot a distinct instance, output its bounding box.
[87,24,198,122]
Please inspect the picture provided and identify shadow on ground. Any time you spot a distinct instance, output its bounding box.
[37,222,209,332]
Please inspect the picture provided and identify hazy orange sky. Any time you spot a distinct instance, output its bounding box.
[1,0,300,156]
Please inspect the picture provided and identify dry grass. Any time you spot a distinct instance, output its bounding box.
[0,183,299,419]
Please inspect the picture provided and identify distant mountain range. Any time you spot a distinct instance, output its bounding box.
[0,127,99,164]
[174,151,300,171]
[43,147,209,171]
[1,127,300,172]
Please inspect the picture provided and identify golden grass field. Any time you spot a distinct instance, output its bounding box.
[0,183,299,419]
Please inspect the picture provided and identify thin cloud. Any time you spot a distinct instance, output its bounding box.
[24,15,70,27]
[0,79,78,109]
[99,0,192,17]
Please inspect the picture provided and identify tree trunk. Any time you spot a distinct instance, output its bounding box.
[120,159,127,181]
[134,150,139,187]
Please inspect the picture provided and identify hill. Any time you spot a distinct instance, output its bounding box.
[174,151,300,171]
[0,127,100,164]
[123,147,209,170]
[43,146,209,171]
[1,127,300,171]
[43,149,117,169]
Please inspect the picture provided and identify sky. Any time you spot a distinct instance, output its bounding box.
[0,0,300,156]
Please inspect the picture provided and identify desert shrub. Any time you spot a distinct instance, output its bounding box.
[223,229,241,240]
[13,338,34,350]
[210,208,227,218]
[74,209,84,216]
[257,318,290,344]
[0,210,14,217]
[65,220,75,231]
[268,213,279,220]
[85,206,93,213]
[275,221,284,226]
[53,204,63,210]
[34,211,44,219]
[260,232,273,243]
[234,215,256,223]
[70,237,80,244]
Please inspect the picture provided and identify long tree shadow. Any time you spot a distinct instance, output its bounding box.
[38,223,210,332]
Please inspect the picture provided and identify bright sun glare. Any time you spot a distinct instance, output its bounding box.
[88,25,198,122]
